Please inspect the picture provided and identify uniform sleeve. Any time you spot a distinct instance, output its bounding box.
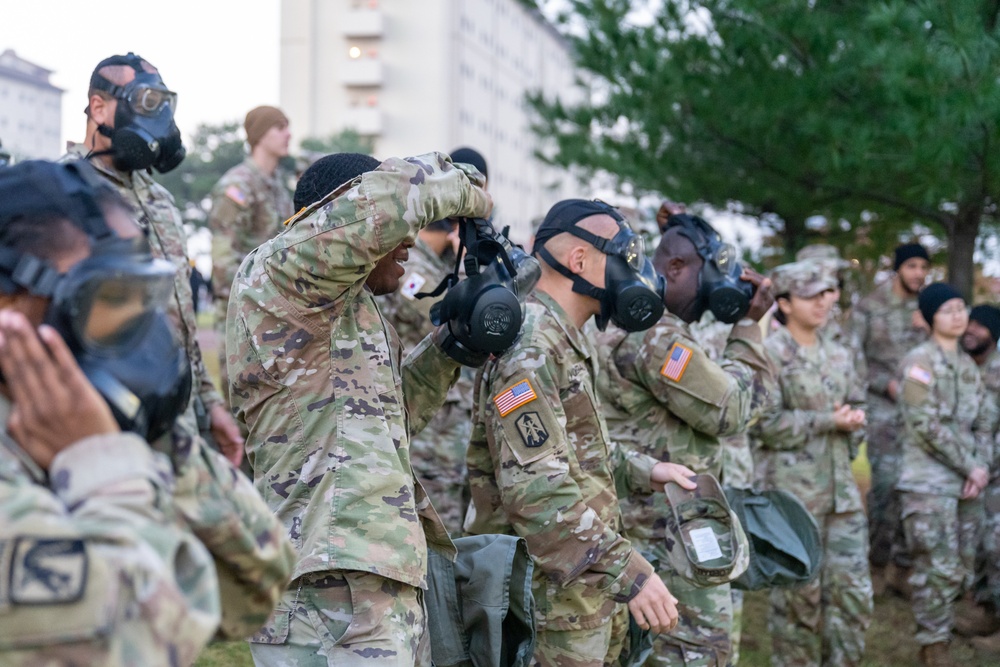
[752,349,837,450]
[634,321,772,438]
[171,436,297,639]
[898,358,977,477]
[485,357,654,603]
[402,332,461,435]
[848,303,885,395]
[0,435,219,662]
[972,373,998,472]
[267,153,491,310]
[208,181,253,304]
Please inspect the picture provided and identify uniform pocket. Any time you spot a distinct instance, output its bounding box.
[248,606,292,645]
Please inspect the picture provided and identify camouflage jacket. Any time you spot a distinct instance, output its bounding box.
[752,326,866,516]
[227,153,491,587]
[465,291,659,631]
[597,314,773,550]
[849,280,928,417]
[980,349,1000,476]
[0,396,220,666]
[896,340,998,497]
[208,158,293,309]
[62,144,224,412]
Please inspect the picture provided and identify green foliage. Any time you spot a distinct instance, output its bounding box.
[158,121,246,226]
[300,129,375,157]
[527,0,1000,294]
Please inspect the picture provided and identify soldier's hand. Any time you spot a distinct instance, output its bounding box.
[832,404,863,432]
[209,403,245,467]
[650,462,698,492]
[963,467,989,499]
[628,574,679,635]
[886,380,900,401]
[656,201,686,232]
[0,310,119,470]
[741,268,775,322]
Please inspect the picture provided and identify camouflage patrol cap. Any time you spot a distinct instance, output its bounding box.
[795,243,850,269]
[770,260,837,298]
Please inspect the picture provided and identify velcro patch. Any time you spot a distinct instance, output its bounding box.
[493,380,537,417]
[515,412,549,448]
[225,185,248,206]
[10,538,87,605]
[661,343,694,382]
[401,272,426,300]
[907,365,932,385]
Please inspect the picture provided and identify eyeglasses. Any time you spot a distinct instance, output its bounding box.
[937,305,969,317]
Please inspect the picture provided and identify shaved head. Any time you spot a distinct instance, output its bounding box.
[539,213,619,273]
[88,59,158,97]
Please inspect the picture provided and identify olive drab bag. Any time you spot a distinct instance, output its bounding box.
[662,474,750,588]
[722,487,823,591]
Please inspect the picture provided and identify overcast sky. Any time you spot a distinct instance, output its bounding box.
[0,0,281,147]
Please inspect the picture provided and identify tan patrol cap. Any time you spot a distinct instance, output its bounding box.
[770,260,837,298]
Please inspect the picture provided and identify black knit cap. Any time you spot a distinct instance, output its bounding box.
[450,147,488,179]
[894,242,930,271]
[531,199,623,256]
[970,304,1000,343]
[918,282,964,327]
[293,153,380,211]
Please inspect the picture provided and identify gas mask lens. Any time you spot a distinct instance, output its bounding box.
[126,84,177,116]
[624,235,645,272]
[715,243,736,272]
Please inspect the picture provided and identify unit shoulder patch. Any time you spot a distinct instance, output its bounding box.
[515,412,549,448]
[660,342,694,382]
[493,380,538,417]
[401,272,426,300]
[9,538,87,605]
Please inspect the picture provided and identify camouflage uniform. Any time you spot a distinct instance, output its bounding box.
[0,397,219,666]
[228,153,490,665]
[896,340,998,646]
[61,146,296,638]
[848,280,928,568]
[975,349,1000,610]
[466,290,662,667]
[597,313,772,667]
[379,236,474,534]
[752,325,873,667]
[207,158,293,401]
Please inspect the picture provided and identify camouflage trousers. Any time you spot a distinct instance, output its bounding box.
[768,510,873,667]
[533,603,629,667]
[410,401,472,536]
[901,492,984,646]
[974,479,1000,609]
[719,433,751,667]
[248,570,430,666]
[643,575,732,667]
[865,414,908,568]
[728,589,743,666]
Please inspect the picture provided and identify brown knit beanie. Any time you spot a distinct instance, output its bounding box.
[245,106,288,148]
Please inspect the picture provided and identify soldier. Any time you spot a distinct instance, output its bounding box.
[751,261,873,667]
[62,52,244,466]
[466,199,697,667]
[596,213,775,667]
[228,152,492,665]
[848,242,930,594]
[0,160,286,665]
[895,284,996,667]
[796,244,853,341]
[208,105,294,402]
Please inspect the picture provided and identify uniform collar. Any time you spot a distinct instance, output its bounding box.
[532,290,594,362]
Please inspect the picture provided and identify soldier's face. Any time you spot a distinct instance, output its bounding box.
[897,257,930,294]
[933,297,969,338]
[779,290,833,331]
[366,241,411,296]
[258,122,291,158]
[961,320,994,356]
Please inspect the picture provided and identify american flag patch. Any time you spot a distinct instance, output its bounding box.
[907,365,932,385]
[661,343,694,381]
[225,185,247,206]
[493,380,537,417]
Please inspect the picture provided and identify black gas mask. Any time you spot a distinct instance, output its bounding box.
[417,218,540,366]
[666,213,754,324]
[88,53,186,174]
[0,160,191,441]
[533,199,665,332]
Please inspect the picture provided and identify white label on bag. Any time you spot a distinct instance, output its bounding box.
[689,527,724,562]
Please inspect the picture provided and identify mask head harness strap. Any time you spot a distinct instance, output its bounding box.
[532,199,628,301]
[415,217,520,303]
[88,53,160,138]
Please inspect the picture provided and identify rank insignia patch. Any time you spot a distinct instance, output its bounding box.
[908,365,932,385]
[494,380,537,416]
[10,538,87,605]
[661,342,693,382]
[516,412,549,448]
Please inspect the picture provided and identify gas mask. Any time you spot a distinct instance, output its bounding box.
[417,218,540,367]
[666,213,754,324]
[0,160,191,441]
[88,53,186,174]
[533,200,665,332]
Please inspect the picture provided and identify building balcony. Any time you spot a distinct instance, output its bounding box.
[342,10,384,37]
[342,59,383,86]
[342,107,382,135]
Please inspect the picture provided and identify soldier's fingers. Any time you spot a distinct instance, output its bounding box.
[630,603,649,630]
[37,325,89,395]
[0,311,52,411]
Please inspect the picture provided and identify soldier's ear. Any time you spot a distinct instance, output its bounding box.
[88,95,113,127]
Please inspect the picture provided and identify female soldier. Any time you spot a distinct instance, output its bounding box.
[896,283,996,667]
[752,260,873,667]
